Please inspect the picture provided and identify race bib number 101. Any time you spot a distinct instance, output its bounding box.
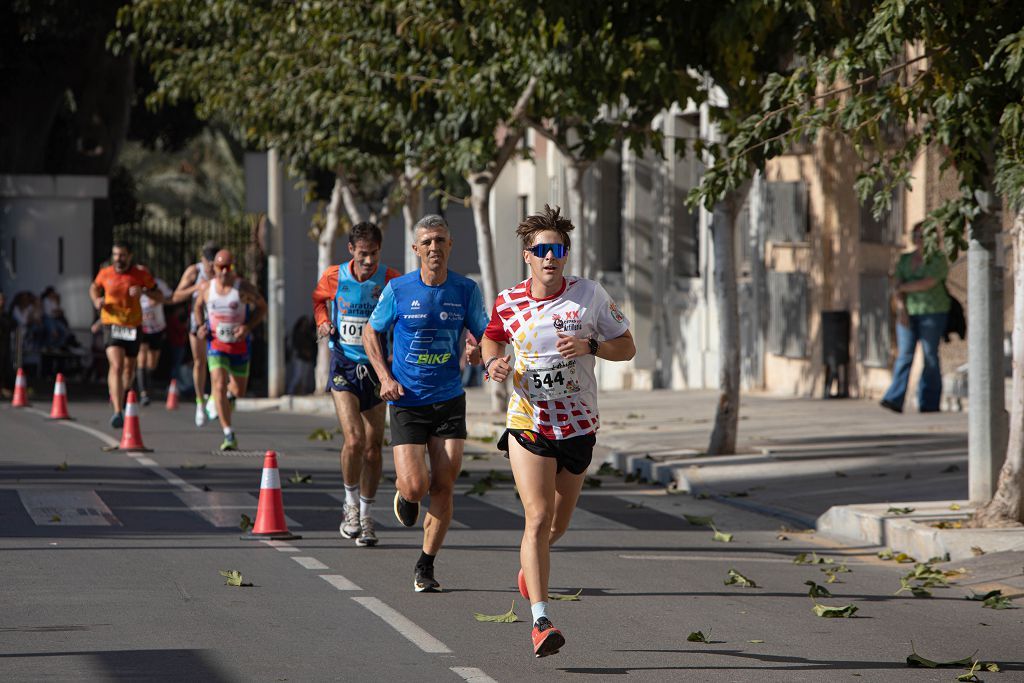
[336,316,367,344]
[526,361,579,401]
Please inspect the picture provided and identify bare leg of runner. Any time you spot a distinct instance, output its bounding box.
[422,437,463,555]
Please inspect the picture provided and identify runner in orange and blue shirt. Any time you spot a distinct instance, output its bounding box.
[312,222,400,548]
[480,205,635,659]
[89,241,163,428]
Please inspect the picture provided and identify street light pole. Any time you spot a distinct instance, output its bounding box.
[266,148,286,398]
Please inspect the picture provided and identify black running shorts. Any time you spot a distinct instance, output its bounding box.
[498,429,596,475]
[389,393,468,446]
[102,324,141,357]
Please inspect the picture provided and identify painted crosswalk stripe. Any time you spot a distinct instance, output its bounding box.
[352,596,450,653]
[292,556,328,570]
[476,490,632,530]
[328,493,468,529]
[174,490,302,528]
[18,490,121,526]
[320,574,362,591]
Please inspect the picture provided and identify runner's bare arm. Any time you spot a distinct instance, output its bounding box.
[593,330,636,361]
[480,337,511,383]
[88,281,104,310]
[238,281,267,331]
[170,264,199,304]
[193,287,208,339]
[363,324,403,400]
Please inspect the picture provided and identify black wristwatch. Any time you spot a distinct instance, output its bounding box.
[588,338,600,356]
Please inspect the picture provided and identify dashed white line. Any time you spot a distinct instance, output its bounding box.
[135,456,158,467]
[450,667,499,683]
[292,556,328,570]
[320,574,362,591]
[351,596,451,653]
[28,409,118,447]
[261,540,299,553]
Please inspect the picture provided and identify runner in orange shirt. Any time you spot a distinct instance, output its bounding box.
[89,242,164,428]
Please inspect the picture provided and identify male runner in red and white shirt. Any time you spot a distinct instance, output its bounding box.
[480,205,635,658]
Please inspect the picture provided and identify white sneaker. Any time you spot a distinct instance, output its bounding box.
[194,403,206,427]
[205,395,218,420]
[356,516,378,547]
[339,504,360,539]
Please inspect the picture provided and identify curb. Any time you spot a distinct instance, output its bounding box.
[817,501,1024,562]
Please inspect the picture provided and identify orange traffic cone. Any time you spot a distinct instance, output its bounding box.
[241,450,301,540]
[48,373,71,419]
[165,379,179,411]
[118,390,149,451]
[11,367,29,407]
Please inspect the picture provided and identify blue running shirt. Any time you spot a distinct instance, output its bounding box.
[369,270,489,407]
[328,260,398,364]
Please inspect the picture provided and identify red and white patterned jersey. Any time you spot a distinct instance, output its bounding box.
[484,277,630,440]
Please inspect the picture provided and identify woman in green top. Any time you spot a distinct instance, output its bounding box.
[880,221,951,413]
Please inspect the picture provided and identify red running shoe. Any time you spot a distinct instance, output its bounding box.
[517,567,530,600]
[531,617,565,658]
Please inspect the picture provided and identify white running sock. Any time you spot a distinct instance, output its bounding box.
[359,495,374,519]
[223,426,233,438]
[344,485,359,508]
[531,601,549,624]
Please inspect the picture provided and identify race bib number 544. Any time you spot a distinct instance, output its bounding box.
[526,361,580,401]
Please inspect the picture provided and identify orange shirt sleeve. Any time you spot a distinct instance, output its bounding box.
[312,266,339,328]
[384,267,402,283]
[137,265,156,290]
[93,266,109,289]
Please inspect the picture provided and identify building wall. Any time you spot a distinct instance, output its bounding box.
[0,175,107,332]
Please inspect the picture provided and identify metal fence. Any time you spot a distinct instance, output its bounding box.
[113,215,265,289]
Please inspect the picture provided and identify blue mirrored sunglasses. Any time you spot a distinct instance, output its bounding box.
[527,243,567,259]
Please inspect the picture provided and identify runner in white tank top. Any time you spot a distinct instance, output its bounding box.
[171,242,220,427]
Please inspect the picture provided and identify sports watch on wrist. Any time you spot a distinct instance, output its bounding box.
[588,338,600,355]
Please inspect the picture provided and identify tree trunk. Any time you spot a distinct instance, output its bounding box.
[563,160,592,278]
[313,173,348,394]
[707,193,741,455]
[975,205,1024,527]
[400,170,422,274]
[468,172,508,412]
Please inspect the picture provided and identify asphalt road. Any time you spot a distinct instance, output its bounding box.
[2,398,1022,682]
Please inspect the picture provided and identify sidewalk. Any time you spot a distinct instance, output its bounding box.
[239,386,1024,564]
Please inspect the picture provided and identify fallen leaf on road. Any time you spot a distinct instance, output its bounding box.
[812,603,858,618]
[239,514,252,531]
[949,503,962,511]
[834,471,847,478]
[748,639,764,644]
[878,549,894,560]
[686,630,711,643]
[711,526,734,543]
[550,589,583,601]
[776,534,789,541]
[50,514,61,522]
[724,569,757,588]
[971,546,986,556]
[794,552,832,565]
[895,577,932,598]
[986,663,1000,672]
[887,507,915,515]
[894,552,916,563]
[54,461,68,471]
[942,464,961,473]
[805,581,832,598]
[684,514,714,527]
[983,595,1016,609]
[966,589,1002,602]
[181,462,207,470]
[956,661,982,682]
[474,602,519,623]
[219,570,253,587]
[307,428,333,441]
[288,471,313,484]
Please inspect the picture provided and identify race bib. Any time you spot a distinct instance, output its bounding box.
[111,325,137,342]
[335,316,367,345]
[525,361,580,401]
[215,322,240,343]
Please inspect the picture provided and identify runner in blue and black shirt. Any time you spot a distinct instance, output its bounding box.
[364,214,489,593]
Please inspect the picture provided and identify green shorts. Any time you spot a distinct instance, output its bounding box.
[207,352,250,378]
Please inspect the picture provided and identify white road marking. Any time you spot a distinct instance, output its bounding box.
[135,457,158,467]
[328,492,468,529]
[174,491,302,528]
[18,490,121,526]
[351,596,451,653]
[476,489,632,530]
[292,556,328,570]
[32,410,118,447]
[261,540,299,552]
[320,574,362,591]
[450,667,499,683]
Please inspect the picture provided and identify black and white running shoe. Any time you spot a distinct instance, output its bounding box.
[393,491,419,527]
[414,564,441,592]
